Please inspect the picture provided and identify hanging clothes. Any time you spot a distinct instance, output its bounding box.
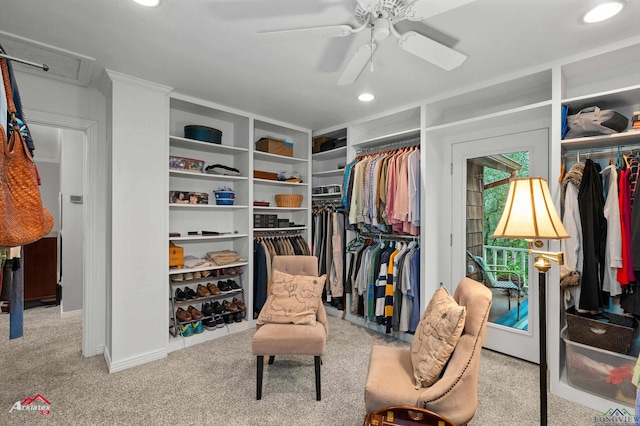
[576,158,607,311]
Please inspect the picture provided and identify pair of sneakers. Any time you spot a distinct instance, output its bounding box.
[181,321,204,336]
[202,316,225,330]
[218,280,241,293]
[223,312,244,324]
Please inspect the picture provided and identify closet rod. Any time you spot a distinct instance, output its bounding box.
[0,53,49,71]
[564,143,640,160]
[358,231,419,241]
[356,137,419,156]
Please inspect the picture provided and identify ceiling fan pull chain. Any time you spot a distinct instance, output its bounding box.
[370,26,374,72]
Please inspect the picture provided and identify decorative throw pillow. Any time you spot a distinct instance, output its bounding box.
[256,270,326,326]
[410,287,466,388]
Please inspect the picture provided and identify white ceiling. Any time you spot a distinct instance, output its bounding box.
[0,0,638,131]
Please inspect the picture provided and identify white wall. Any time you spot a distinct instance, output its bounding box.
[16,70,108,356]
[105,70,170,372]
[35,161,60,232]
[60,128,84,313]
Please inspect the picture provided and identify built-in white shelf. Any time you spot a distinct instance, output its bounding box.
[312,169,344,177]
[253,151,308,164]
[169,170,248,181]
[252,207,307,211]
[169,135,249,153]
[312,192,342,198]
[562,84,640,108]
[168,261,248,275]
[253,227,308,232]
[561,131,640,151]
[169,203,249,210]
[252,178,308,186]
[352,128,421,149]
[312,146,347,160]
[169,233,248,242]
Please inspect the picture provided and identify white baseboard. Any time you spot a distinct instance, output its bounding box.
[106,349,167,374]
[60,309,83,319]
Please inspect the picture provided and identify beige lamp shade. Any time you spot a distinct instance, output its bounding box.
[492,177,569,240]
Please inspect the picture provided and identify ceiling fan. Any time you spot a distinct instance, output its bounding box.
[257,0,475,85]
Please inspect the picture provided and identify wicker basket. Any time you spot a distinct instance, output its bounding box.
[275,194,303,208]
[566,306,638,354]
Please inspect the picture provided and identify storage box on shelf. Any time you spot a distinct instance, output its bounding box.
[255,137,293,157]
[561,327,637,407]
[566,306,638,354]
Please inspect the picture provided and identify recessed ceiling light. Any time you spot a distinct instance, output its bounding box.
[358,93,375,102]
[132,0,161,7]
[583,1,625,23]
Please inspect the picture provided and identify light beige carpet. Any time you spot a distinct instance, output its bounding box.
[0,305,601,425]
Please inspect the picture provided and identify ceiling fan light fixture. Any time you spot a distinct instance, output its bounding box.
[131,0,161,7]
[372,18,391,40]
[583,1,625,23]
[358,93,375,102]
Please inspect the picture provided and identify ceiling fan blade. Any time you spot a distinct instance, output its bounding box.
[256,25,355,41]
[337,43,377,86]
[397,31,466,70]
[405,0,476,21]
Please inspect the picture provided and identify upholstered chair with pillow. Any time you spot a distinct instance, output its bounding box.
[252,255,328,401]
[364,277,492,426]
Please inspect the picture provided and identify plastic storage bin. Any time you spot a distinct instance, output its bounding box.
[213,190,236,205]
[562,327,637,407]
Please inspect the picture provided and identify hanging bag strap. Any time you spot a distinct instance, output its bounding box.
[0,52,33,162]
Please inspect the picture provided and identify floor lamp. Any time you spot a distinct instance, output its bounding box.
[491,177,569,426]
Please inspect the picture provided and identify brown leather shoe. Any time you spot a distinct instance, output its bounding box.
[232,297,246,311]
[207,283,221,295]
[187,305,203,320]
[176,307,192,323]
[197,284,211,297]
[222,300,238,312]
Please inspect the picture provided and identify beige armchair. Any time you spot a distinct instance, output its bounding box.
[364,277,492,426]
[251,255,329,400]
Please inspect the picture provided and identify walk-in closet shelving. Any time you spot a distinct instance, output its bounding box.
[549,41,640,412]
[168,93,252,352]
[312,129,347,206]
[252,119,311,238]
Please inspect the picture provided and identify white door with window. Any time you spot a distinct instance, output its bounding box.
[451,128,549,362]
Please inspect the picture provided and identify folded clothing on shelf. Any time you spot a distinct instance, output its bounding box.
[206,249,246,266]
[183,255,209,269]
[205,164,240,176]
[278,171,302,182]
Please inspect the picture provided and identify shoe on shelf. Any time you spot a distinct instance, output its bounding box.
[192,321,204,334]
[184,272,194,280]
[187,305,203,320]
[214,315,225,328]
[171,273,184,282]
[232,297,246,311]
[201,270,211,278]
[176,307,192,323]
[202,302,215,317]
[197,284,211,297]
[233,312,243,323]
[212,301,225,315]
[202,318,217,331]
[223,314,233,324]
[227,280,242,291]
[181,324,194,337]
[194,271,202,279]
[212,269,222,277]
[184,287,198,299]
[217,281,232,293]
[207,283,221,295]
[223,268,237,276]
[234,267,244,275]
[175,288,188,301]
[222,300,238,313]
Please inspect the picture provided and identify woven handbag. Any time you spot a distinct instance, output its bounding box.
[0,55,53,248]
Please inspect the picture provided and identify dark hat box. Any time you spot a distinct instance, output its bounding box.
[184,125,222,144]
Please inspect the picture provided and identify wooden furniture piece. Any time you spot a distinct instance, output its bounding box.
[23,235,58,303]
[364,405,457,426]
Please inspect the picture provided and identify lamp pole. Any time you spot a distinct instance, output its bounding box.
[534,255,551,426]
